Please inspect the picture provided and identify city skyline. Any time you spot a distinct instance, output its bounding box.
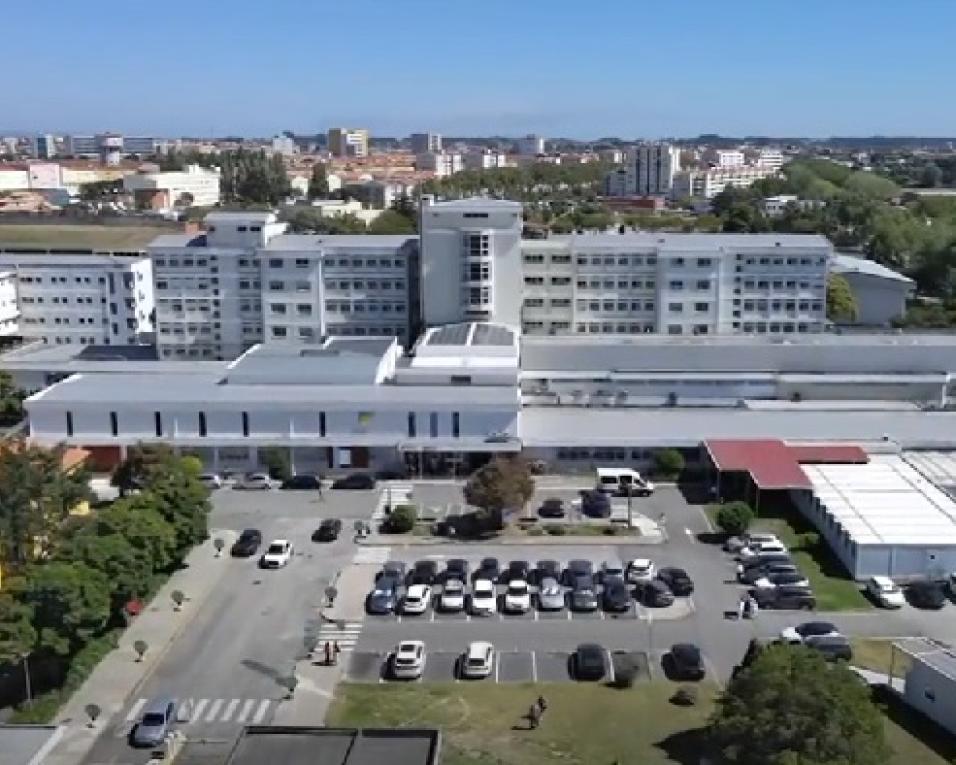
[4,0,955,138]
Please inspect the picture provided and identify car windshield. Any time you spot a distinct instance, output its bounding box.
[240,531,258,540]
[467,656,486,666]
[267,544,284,554]
[508,583,528,595]
[444,583,463,595]
[879,582,897,592]
[142,712,166,726]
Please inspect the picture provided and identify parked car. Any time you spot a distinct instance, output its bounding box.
[281,474,323,490]
[473,557,500,583]
[580,490,611,518]
[537,577,565,611]
[444,558,470,584]
[259,539,293,569]
[367,576,400,614]
[504,580,531,613]
[407,560,439,586]
[312,518,342,542]
[563,559,594,586]
[657,567,694,596]
[637,579,675,607]
[538,498,566,518]
[132,696,177,748]
[780,621,839,644]
[738,560,797,584]
[199,473,222,490]
[331,473,376,490]
[754,571,810,589]
[461,641,494,679]
[738,540,788,562]
[377,561,407,583]
[501,560,530,584]
[439,579,466,612]
[234,472,275,490]
[599,561,626,584]
[668,643,705,680]
[402,584,433,615]
[626,558,656,584]
[736,552,793,578]
[908,580,947,609]
[805,634,852,662]
[534,559,561,584]
[602,580,632,612]
[755,584,815,610]
[391,640,425,679]
[470,579,497,616]
[230,528,262,557]
[570,574,599,612]
[573,643,607,680]
[744,532,783,548]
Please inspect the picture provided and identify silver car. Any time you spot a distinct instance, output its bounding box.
[132,696,176,748]
[537,577,565,611]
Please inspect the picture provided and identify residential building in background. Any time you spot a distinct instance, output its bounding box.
[606,142,681,197]
[271,135,297,156]
[830,253,914,327]
[32,134,56,159]
[463,149,510,170]
[123,164,221,211]
[715,149,745,168]
[0,271,20,335]
[519,232,830,337]
[517,134,545,156]
[65,134,157,162]
[0,248,154,346]
[415,151,463,177]
[410,132,442,154]
[327,127,369,158]
[672,165,778,199]
[756,148,786,170]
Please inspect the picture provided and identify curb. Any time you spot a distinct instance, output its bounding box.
[362,534,662,546]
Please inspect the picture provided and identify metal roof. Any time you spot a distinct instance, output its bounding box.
[428,323,471,346]
[831,253,914,284]
[225,339,393,385]
[265,234,415,250]
[473,323,514,346]
[705,439,813,490]
[895,638,956,682]
[545,232,832,250]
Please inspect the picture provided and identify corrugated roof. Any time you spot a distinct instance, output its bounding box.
[705,439,812,490]
[789,444,869,464]
[831,253,914,284]
[546,232,832,250]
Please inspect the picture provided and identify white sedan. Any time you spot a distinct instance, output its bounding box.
[461,641,494,679]
[391,640,426,679]
[439,579,466,612]
[259,539,293,568]
[866,576,906,608]
[402,584,433,615]
[503,580,531,613]
[234,472,275,490]
[626,558,656,583]
[470,579,497,616]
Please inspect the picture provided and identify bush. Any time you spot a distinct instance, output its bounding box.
[714,501,755,536]
[385,504,417,534]
[10,692,65,723]
[612,664,638,689]
[544,524,566,536]
[795,531,820,550]
[603,526,619,536]
[527,527,544,536]
[654,449,686,478]
[671,686,699,706]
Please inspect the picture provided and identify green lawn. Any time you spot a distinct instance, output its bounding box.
[0,224,170,249]
[851,638,912,678]
[327,682,717,765]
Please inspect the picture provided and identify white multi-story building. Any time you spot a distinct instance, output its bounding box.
[416,152,464,177]
[271,135,297,156]
[410,133,442,154]
[518,233,830,337]
[463,150,510,170]
[0,248,153,346]
[672,165,778,200]
[517,135,545,156]
[0,271,20,335]
[420,198,524,328]
[123,165,221,211]
[150,212,418,360]
[757,148,785,170]
[606,143,681,197]
[715,150,745,168]
[327,128,369,158]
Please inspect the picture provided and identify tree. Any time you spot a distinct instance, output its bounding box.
[260,447,292,482]
[0,370,25,426]
[920,163,943,188]
[22,561,111,656]
[713,501,755,536]
[710,644,889,765]
[654,449,685,478]
[384,504,417,533]
[463,458,534,518]
[62,531,153,609]
[368,209,416,235]
[826,273,859,322]
[307,163,329,199]
[0,594,36,664]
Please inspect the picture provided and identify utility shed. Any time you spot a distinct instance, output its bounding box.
[898,638,956,737]
[795,455,956,579]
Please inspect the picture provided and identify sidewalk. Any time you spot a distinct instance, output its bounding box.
[43,530,238,765]
[272,562,376,726]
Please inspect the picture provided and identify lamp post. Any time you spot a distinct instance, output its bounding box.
[22,653,32,707]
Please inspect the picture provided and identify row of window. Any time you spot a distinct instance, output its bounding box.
[21,296,101,305]
[576,279,657,290]
[739,278,824,290]
[572,300,656,313]
[23,316,115,326]
[523,276,571,286]
[153,256,216,267]
[325,302,406,314]
[738,255,825,267]
[741,300,823,312]
[570,323,658,334]
[407,412,461,438]
[266,256,405,269]
[18,275,107,285]
[523,298,571,309]
[43,335,114,346]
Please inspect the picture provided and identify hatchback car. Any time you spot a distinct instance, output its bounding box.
[754,571,810,589]
[738,560,797,585]
[537,577,565,611]
[865,576,906,608]
[626,558,656,584]
[535,559,561,584]
[602,580,632,612]
[444,558,470,583]
[599,561,626,584]
[538,498,566,518]
[312,518,342,542]
[391,640,426,679]
[504,580,531,613]
[574,643,607,680]
[461,641,495,679]
[470,579,497,616]
[402,584,433,615]
[657,567,694,596]
[367,577,400,614]
[199,473,222,490]
[756,584,815,610]
[234,472,274,490]
[331,473,376,490]
[230,528,262,557]
[377,561,407,583]
[739,540,788,562]
[908,580,947,609]
[132,696,176,747]
[637,579,675,607]
[281,474,323,490]
[570,574,599,611]
[668,643,705,680]
[259,539,293,568]
[439,579,466,612]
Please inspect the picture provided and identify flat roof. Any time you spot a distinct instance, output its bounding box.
[831,253,914,284]
[0,724,63,765]
[895,637,956,682]
[805,455,956,546]
[544,232,831,250]
[225,726,440,765]
[225,338,393,385]
[265,234,415,250]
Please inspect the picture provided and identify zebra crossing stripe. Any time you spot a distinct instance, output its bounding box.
[204,698,224,723]
[125,698,147,722]
[189,698,209,723]
[252,699,270,725]
[236,699,256,723]
[221,699,240,722]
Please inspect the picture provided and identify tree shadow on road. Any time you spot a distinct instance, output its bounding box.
[654,726,712,765]
[240,658,283,685]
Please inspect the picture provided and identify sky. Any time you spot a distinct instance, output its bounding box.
[3,0,954,139]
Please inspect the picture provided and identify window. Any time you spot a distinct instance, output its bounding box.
[551,298,570,308]
[198,412,207,437]
[295,258,309,268]
[407,412,416,438]
[297,304,312,316]
[319,411,326,437]
[525,298,544,308]
[550,277,570,286]
[110,411,118,437]
[154,411,162,437]
[296,281,310,292]
[523,254,545,264]
[242,411,249,437]
[66,411,73,437]
[524,277,544,286]
[298,327,314,339]
[268,281,284,291]
[452,412,460,438]
[697,258,713,267]
[695,280,710,290]
[674,258,685,266]
[269,258,283,268]
[429,412,438,438]
[668,302,683,313]
[272,326,287,338]
[669,280,683,290]
[667,325,683,335]
[270,303,287,315]
[693,325,709,335]
[694,302,709,313]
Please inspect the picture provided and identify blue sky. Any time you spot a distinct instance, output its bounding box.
[3,0,953,139]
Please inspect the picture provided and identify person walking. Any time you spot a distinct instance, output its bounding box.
[747,594,759,619]
[333,641,342,665]
[528,704,539,729]
[324,641,332,666]
[536,694,548,713]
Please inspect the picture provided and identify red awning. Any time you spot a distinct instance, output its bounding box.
[788,444,868,464]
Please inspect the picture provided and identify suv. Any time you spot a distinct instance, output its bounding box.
[580,490,611,518]
[331,473,376,490]
[755,584,815,610]
[805,634,852,662]
[538,498,566,518]
[657,567,694,596]
[230,528,262,557]
[281,474,323,490]
[312,518,342,542]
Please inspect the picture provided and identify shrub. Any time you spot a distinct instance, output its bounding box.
[671,686,699,706]
[612,664,638,689]
[385,504,417,534]
[527,527,544,536]
[714,501,755,536]
[544,524,566,536]
[260,447,292,482]
[654,449,686,478]
[795,531,820,550]
[603,526,619,536]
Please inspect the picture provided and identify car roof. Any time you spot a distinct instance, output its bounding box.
[577,642,604,653]
[467,641,493,655]
[672,643,701,656]
[507,578,529,586]
[473,577,494,589]
[659,566,687,575]
[240,528,261,535]
[269,538,290,546]
[444,578,464,589]
[540,576,560,588]
[798,621,836,632]
[407,583,429,595]
[630,558,652,566]
[144,696,175,713]
[415,560,437,568]
[870,575,894,585]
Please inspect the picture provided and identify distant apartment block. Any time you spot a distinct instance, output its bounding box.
[0,249,154,346]
[123,165,221,211]
[66,134,157,163]
[517,134,546,156]
[606,143,681,197]
[672,165,778,200]
[327,128,369,158]
[410,133,442,154]
[715,150,745,168]
[416,151,463,177]
[756,148,785,170]
[32,135,56,159]
[463,150,510,171]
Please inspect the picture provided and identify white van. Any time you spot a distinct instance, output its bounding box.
[595,467,655,497]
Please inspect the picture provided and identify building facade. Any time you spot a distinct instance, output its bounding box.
[123,165,221,210]
[517,134,545,156]
[410,133,442,154]
[65,134,156,161]
[327,128,369,158]
[463,150,509,170]
[0,271,19,335]
[672,165,778,200]
[0,249,153,346]
[605,143,680,197]
[415,152,464,177]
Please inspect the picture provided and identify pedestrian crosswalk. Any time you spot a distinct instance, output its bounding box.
[371,482,414,521]
[124,697,273,727]
[353,545,391,565]
[313,620,364,656]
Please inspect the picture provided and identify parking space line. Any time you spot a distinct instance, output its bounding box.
[531,651,538,682]
[396,614,402,624]
[599,611,606,620]
[494,653,500,683]
[429,611,435,622]
[566,610,572,620]
[534,609,539,621]
[606,650,616,685]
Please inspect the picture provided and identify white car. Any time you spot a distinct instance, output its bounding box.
[738,540,788,562]
[626,558,656,583]
[234,472,275,490]
[754,573,809,589]
[199,473,222,490]
[259,539,293,568]
[402,584,433,615]
[745,532,782,548]
[503,580,531,613]
[866,576,906,608]
[470,579,497,616]
[461,641,494,679]
[439,579,466,612]
[391,640,426,679]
